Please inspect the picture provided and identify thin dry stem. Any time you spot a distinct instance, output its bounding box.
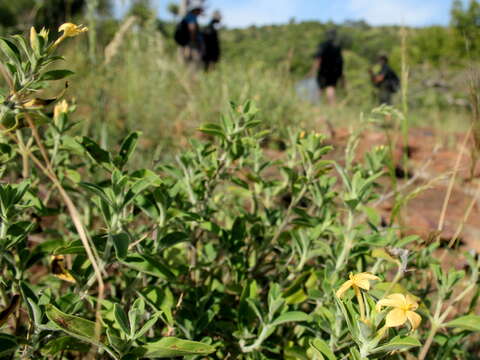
[104,16,137,65]
[437,126,472,233]
[448,180,480,248]
[22,114,105,341]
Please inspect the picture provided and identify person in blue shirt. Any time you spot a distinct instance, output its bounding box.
[179,0,205,68]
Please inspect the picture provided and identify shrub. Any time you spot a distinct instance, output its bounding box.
[0,24,479,360]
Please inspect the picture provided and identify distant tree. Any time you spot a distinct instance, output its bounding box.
[451,0,480,56]
[342,19,371,30]
[0,0,112,32]
[128,0,156,25]
[168,3,180,17]
[410,26,454,66]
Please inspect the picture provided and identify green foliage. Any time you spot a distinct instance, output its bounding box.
[451,0,480,57]
[0,16,479,360]
[0,0,112,33]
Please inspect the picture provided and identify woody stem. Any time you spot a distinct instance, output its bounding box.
[354,286,366,320]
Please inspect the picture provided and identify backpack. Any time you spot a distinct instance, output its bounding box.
[387,70,400,93]
[386,67,400,93]
[174,20,189,46]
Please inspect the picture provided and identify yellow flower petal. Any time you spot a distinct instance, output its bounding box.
[406,310,422,330]
[54,100,69,119]
[376,293,406,311]
[354,278,372,291]
[58,23,88,37]
[405,295,419,310]
[355,272,380,281]
[385,308,407,328]
[385,293,407,302]
[335,280,353,298]
[30,27,38,48]
[39,27,49,39]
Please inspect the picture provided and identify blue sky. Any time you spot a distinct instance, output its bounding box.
[115,0,463,28]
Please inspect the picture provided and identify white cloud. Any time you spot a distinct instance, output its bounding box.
[346,0,441,26]
[221,0,297,28]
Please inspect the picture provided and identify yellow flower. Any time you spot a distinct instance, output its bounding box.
[23,97,55,109]
[58,23,88,38]
[39,27,49,39]
[53,23,88,47]
[376,293,421,330]
[54,100,69,119]
[30,27,38,49]
[335,272,380,298]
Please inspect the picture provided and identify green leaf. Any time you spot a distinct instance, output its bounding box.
[142,337,215,358]
[106,327,128,354]
[0,38,21,64]
[112,233,130,260]
[128,298,145,339]
[123,176,159,207]
[79,182,112,206]
[122,254,175,280]
[114,132,140,169]
[285,346,309,360]
[362,206,381,227]
[45,304,104,347]
[349,347,362,360]
[133,314,160,340]
[159,232,190,250]
[20,282,42,326]
[0,332,17,356]
[198,123,225,139]
[310,338,337,360]
[445,315,480,332]
[43,336,90,355]
[0,333,17,357]
[372,335,421,354]
[80,137,113,171]
[270,311,311,326]
[114,304,131,337]
[41,69,75,81]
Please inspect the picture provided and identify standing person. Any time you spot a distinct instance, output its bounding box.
[369,54,400,105]
[310,29,344,106]
[202,11,222,71]
[174,0,205,69]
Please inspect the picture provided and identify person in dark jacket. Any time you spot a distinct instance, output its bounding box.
[369,54,400,105]
[202,11,222,71]
[310,29,344,105]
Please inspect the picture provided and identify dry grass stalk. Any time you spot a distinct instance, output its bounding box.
[23,113,105,341]
[448,181,480,248]
[104,16,137,65]
[470,66,480,177]
[437,125,472,234]
[449,66,480,247]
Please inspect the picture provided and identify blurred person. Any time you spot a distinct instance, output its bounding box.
[174,0,205,68]
[369,53,400,105]
[202,10,222,71]
[310,29,344,106]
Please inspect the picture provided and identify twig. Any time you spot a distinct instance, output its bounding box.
[437,126,472,234]
[448,180,480,248]
[128,227,156,250]
[21,114,105,342]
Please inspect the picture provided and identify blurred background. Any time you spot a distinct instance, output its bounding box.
[0,0,478,162]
